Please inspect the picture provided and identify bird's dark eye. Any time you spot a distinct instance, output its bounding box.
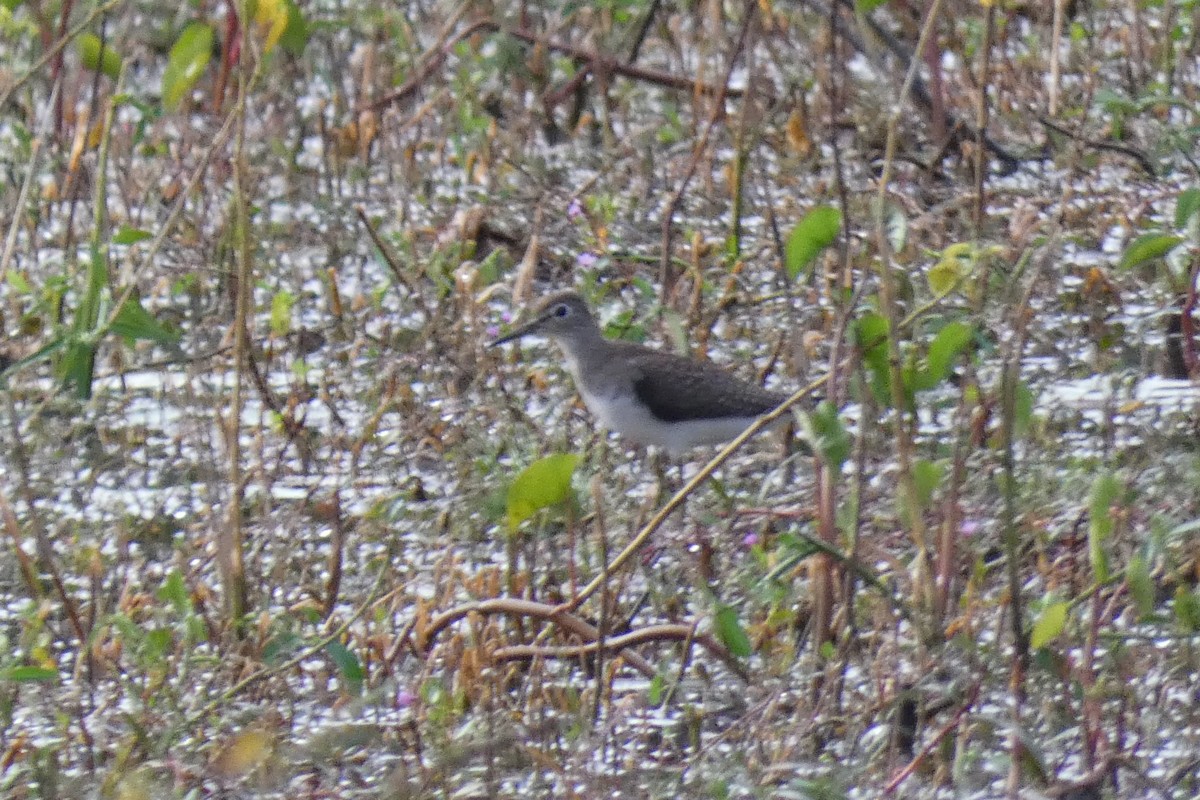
[554,304,569,317]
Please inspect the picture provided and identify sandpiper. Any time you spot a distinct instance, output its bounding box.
[489,290,789,454]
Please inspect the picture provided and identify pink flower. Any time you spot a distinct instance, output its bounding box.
[742,532,760,548]
[567,198,584,221]
[576,252,598,268]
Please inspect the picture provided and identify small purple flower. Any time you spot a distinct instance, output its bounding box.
[742,531,760,548]
[576,251,599,268]
[397,688,417,709]
[959,519,981,537]
[567,198,584,221]
[501,311,512,323]
[486,324,500,338]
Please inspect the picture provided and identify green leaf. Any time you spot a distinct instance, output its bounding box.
[854,313,889,371]
[270,290,294,337]
[912,459,943,509]
[325,641,365,694]
[1125,555,1155,621]
[1,666,59,683]
[1175,188,1200,230]
[157,569,192,616]
[6,270,31,294]
[74,247,109,337]
[162,22,214,110]
[801,402,850,471]
[113,227,152,245]
[785,205,841,280]
[1119,233,1182,270]
[61,338,97,399]
[713,604,752,658]
[928,243,972,297]
[506,453,580,532]
[78,33,121,79]
[1174,587,1200,632]
[1088,473,1120,582]
[279,0,310,56]
[856,0,888,11]
[1030,600,1068,649]
[1012,381,1035,438]
[917,321,973,390]
[111,297,180,345]
[855,313,891,405]
[647,673,665,706]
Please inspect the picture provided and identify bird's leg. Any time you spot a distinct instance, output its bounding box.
[780,417,796,485]
[649,447,670,506]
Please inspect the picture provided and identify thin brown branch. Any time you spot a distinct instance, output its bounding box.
[493,622,747,681]
[420,597,658,677]
[1037,115,1156,176]
[368,18,742,115]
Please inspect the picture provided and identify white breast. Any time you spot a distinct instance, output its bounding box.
[578,386,761,455]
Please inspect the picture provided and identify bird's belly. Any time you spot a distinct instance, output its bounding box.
[579,389,761,455]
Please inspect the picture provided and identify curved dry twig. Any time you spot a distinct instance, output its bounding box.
[491,623,748,681]
[420,597,682,678]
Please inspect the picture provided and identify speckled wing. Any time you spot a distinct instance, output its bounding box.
[626,348,787,423]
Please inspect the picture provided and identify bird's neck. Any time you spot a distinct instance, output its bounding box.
[550,329,610,384]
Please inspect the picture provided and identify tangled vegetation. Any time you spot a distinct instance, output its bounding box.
[1,0,1200,797]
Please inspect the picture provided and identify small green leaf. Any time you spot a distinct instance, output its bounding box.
[1088,473,1120,582]
[785,206,841,280]
[78,33,121,79]
[647,673,665,706]
[1175,188,1200,230]
[61,338,97,399]
[113,227,152,245]
[506,453,580,532]
[854,313,889,371]
[1125,555,1155,620]
[801,402,850,471]
[1030,600,1068,649]
[325,641,365,694]
[917,321,974,390]
[928,243,973,297]
[1119,233,1182,270]
[1,666,59,683]
[854,312,892,405]
[270,290,294,337]
[713,604,752,658]
[912,459,943,509]
[111,297,180,345]
[157,570,192,616]
[162,22,214,110]
[6,270,32,294]
[279,0,310,56]
[1174,587,1200,632]
[75,247,109,336]
[1012,381,1035,438]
